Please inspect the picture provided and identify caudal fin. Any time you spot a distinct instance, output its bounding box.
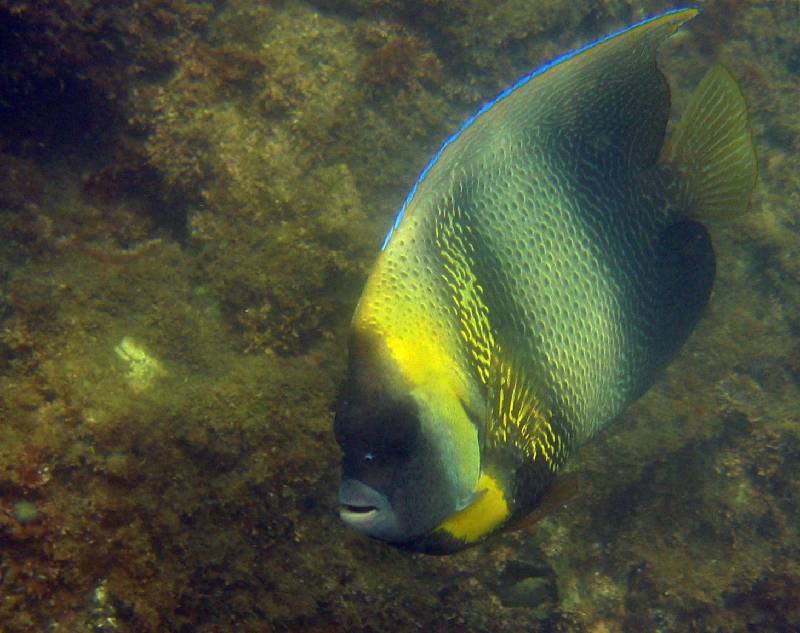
[663,65,757,220]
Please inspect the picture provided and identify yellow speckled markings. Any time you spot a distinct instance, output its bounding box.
[353,241,472,401]
[435,204,495,387]
[488,348,569,471]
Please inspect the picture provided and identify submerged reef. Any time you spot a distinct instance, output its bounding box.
[0,0,799,631]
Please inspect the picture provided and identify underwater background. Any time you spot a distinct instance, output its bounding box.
[0,0,798,631]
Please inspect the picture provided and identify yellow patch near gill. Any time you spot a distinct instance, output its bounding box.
[383,331,454,390]
[352,244,468,395]
[435,473,509,543]
[434,206,494,387]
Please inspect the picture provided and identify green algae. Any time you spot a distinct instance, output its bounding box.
[0,0,799,631]
[13,501,39,525]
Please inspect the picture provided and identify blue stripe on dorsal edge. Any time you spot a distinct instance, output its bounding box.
[380,6,697,251]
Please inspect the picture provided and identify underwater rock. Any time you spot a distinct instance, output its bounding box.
[499,577,553,610]
[496,559,557,615]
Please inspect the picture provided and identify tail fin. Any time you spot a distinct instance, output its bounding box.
[663,65,757,220]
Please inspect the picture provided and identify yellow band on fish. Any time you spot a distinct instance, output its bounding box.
[434,473,509,544]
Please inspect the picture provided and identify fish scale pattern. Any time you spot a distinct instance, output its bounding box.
[464,139,639,436]
[355,10,696,446]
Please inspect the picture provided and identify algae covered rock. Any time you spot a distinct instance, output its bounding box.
[138,2,377,355]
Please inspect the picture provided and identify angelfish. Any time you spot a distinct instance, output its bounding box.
[334,7,756,553]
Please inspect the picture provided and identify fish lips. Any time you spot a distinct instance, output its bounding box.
[338,478,405,541]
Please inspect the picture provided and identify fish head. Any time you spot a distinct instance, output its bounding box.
[334,333,480,545]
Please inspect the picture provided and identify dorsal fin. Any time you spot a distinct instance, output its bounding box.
[382,7,700,248]
[498,8,699,170]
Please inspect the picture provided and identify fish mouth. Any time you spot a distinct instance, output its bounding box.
[339,503,379,524]
[338,479,398,536]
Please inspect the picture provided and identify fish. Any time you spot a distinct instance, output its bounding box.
[334,7,757,554]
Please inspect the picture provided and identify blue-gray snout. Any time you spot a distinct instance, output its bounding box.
[338,478,405,541]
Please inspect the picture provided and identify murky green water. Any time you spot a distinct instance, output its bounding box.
[0,1,798,631]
